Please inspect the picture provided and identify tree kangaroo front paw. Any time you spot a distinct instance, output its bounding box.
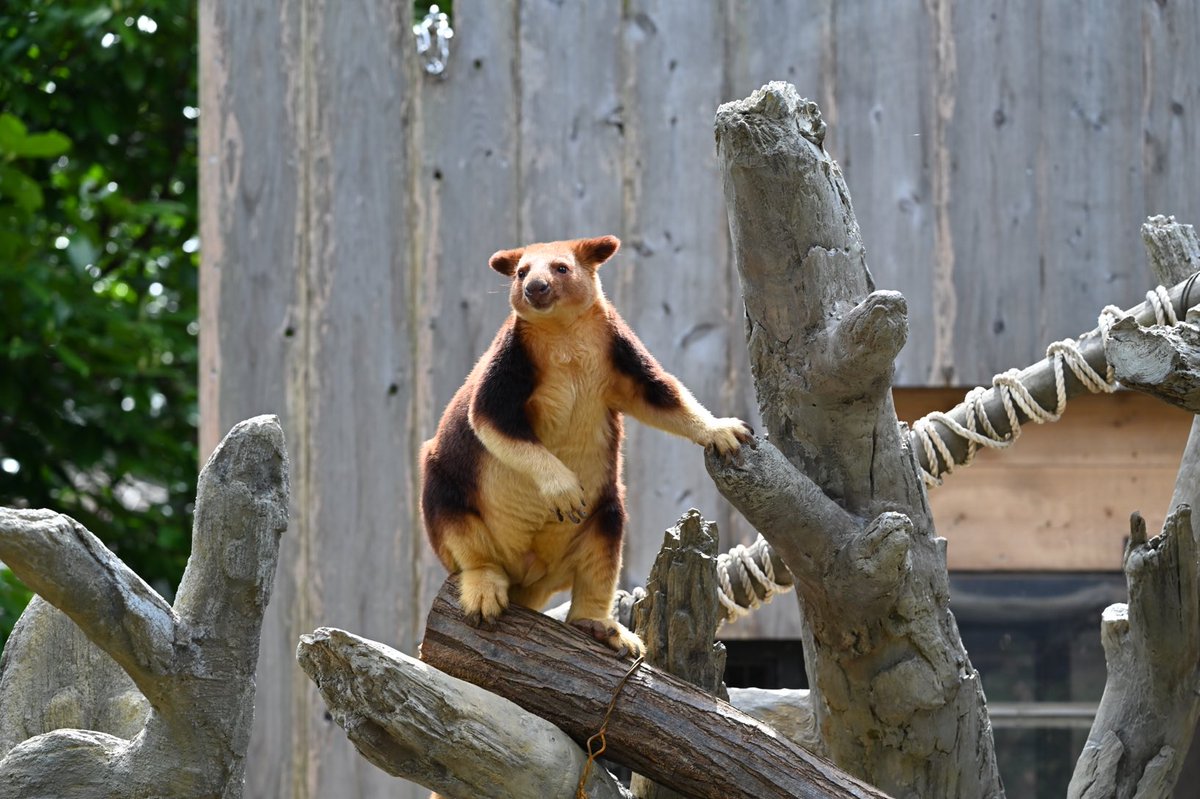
[701,417,754,456]
[541,470,589,524]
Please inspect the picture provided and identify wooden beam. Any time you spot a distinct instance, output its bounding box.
[420,579,890,799]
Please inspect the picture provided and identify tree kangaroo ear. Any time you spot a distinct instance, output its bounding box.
[573,235,620,268]
[489,248,524,276]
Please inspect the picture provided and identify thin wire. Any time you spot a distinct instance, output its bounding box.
[576,655,645,799]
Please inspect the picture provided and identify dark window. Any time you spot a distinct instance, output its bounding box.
[718,573,1200,799]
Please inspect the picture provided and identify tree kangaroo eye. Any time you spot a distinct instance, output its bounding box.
[554,264,569,274]
[517,267,529,279]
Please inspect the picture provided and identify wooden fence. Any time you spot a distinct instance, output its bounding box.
[198,1,1199,796]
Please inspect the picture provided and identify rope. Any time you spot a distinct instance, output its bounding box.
[716,538,792,625]
[576,655,645,799]
[912,285,1180,488]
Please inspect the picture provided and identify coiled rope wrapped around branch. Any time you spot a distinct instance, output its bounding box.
[707,271,1200,623]
[911,272,1200,488]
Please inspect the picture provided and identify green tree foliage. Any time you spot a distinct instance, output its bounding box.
[0,1,198,650]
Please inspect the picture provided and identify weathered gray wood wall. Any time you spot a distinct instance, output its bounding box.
[199,1,1199,796]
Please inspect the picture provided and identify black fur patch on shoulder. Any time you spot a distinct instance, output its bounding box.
[609,320,681,409]
[474,323,539,442]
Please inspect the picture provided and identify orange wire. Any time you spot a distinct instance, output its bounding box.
[576,655,645,798]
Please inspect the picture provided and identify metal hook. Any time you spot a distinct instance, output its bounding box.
[414,4,454,77]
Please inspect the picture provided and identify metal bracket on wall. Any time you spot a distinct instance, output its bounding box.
[413,4,453,77]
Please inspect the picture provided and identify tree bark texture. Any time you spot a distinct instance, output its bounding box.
[0,597,148,759]
[297,627,629,799]
[630,510,727,799]
[1066,509,1200,799]
[0,415,288,799]
[421,579,891,799]
[1105,316,1200,412]
[1142,216,1200,286]
[710,82,1003,798]
[726,688,820,754]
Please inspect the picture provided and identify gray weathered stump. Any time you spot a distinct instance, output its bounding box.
[0,415,288,799]
[1066,509,1200,799]
[708,82,1003,798]
[630,509,727,799]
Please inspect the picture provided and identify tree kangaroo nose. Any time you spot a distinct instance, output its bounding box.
[525,279,550,296]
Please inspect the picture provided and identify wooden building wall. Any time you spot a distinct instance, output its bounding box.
[198,2,1199,796]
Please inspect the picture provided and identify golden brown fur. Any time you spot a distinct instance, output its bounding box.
[420,235,750,657]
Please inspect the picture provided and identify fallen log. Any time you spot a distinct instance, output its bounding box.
[297,627,629,799]
[420,579,891,799]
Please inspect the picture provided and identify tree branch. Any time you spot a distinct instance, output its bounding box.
[0,509,179,708]
[0,415,288,799]
[1105,316,1200,412]
[421,579,890,799]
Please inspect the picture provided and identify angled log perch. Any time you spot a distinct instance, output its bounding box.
[0,415,288,799]
[297,627,629,799]
[421,579,890,799]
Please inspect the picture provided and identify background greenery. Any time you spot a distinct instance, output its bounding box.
[0,1,198,653]
[0,0,450,655]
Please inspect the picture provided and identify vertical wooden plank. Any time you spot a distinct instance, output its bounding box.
[1141,0,1200,230]
[517,0,624,241]
[412,0,521,631]
[724,1,832,137]
[615,1,733,593]
[198,0,301,461]
[198,0,312,796]
[293,1,421,796]
[1035,3,1146,363]
[944,2,1042,381]
[204,0,424,796]
[831,0,937,385]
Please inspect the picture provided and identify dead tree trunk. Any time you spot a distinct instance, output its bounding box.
[0,415,288,799]
[1066,509,1200,799]
[1064,217,1200,799]
[707,82,1003,798]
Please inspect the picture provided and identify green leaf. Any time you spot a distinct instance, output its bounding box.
[0,114,71,159]
[0,164,45,212]
[18,131,71,159]
[0,114,28,153]
[54,342,92,377]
